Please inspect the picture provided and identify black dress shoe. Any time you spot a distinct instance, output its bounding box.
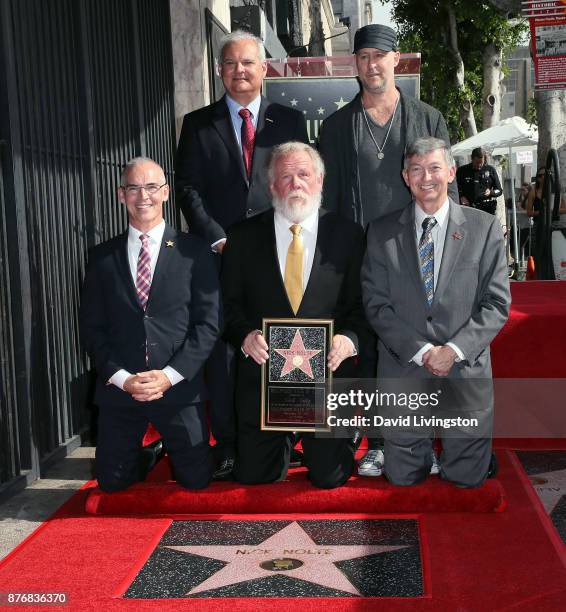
[289,448,303,468]
[351,429,363,451]
[487,453,498,479]
[139,439,164,477]
[213,457,235,480]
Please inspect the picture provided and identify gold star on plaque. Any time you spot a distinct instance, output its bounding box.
[166,240,174,247]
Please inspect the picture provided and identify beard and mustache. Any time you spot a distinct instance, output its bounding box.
[272,189,322,223]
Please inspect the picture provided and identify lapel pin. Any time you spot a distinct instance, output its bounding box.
[166,240,175,247]
[452,232,463,240]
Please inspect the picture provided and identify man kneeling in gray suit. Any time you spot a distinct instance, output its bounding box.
[361,137,510,488]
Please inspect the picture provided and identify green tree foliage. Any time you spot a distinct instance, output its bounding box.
[387,0,526,141]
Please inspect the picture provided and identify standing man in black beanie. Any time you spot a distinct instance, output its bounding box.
[318,23,457,478]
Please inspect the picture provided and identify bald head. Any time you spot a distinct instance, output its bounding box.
[118,157,169,232]
[120,157,165,186]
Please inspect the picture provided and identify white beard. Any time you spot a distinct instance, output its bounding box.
[272,190,322,224]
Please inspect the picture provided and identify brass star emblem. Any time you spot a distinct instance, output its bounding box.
[166,240,175,247]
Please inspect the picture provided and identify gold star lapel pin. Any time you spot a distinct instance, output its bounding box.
[166,240,175,247]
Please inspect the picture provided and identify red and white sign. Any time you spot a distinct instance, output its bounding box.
[523,1,566,90]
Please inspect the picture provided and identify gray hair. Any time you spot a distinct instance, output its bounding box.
[403,137,454,170]
[267,142,325,183]
[120,157,164,185]
[220,30,266,62]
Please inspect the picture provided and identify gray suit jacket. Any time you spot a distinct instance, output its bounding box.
[361,200,510,389]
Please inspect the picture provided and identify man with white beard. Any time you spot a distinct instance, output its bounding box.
[221,142,369,487]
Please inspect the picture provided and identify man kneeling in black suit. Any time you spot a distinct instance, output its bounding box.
[80,157,221,492]
[221,142,369,488]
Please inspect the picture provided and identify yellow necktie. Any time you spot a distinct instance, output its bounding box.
[284,224,303,314]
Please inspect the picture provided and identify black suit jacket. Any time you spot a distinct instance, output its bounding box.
[175,95,309,245]
[221,209,370,418]
[79,224,221,408]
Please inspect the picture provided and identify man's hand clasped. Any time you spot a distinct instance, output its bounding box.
[124,370,172,402]
[422,345,457,377]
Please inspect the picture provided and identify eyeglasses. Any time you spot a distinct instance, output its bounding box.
[121,182,167,195]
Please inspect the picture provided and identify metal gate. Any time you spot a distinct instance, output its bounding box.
[0,0,178,498]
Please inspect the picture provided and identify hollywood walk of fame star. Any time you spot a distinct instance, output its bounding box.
[166,521,407,596]
[274,329,321,379]
[529,466,566,514]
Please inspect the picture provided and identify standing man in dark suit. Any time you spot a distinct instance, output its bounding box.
[80,158,221,492]
[361,137,510,488]
[318,23,458,477]
[221,142,368,488]
[175,31,309,476]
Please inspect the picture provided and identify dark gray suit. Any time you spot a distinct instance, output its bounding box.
[361,200,510,487]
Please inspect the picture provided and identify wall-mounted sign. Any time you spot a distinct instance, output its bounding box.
[523,1,566,90]
[264,55,421,144]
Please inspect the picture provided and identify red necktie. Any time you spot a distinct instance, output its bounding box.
[136,234,152,310]
[239,108,255,179]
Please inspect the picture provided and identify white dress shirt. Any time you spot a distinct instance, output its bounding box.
[109,220,183,390]
[274,209,318,290]
[411,200,464,366]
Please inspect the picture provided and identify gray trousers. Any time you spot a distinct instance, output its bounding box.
[384,435,492,488]
[381,376,493,488]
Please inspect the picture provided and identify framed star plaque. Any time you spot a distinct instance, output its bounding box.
[260,318,333,432]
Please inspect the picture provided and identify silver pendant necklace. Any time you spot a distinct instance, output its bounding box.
[361,95,400,160]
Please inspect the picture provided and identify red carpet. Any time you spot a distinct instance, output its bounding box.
[85,458,505,516]
[1,449,565,611]
[2,283,564,609]
[492,281,566,378]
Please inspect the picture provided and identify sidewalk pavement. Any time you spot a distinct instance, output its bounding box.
[0,447,95,561]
